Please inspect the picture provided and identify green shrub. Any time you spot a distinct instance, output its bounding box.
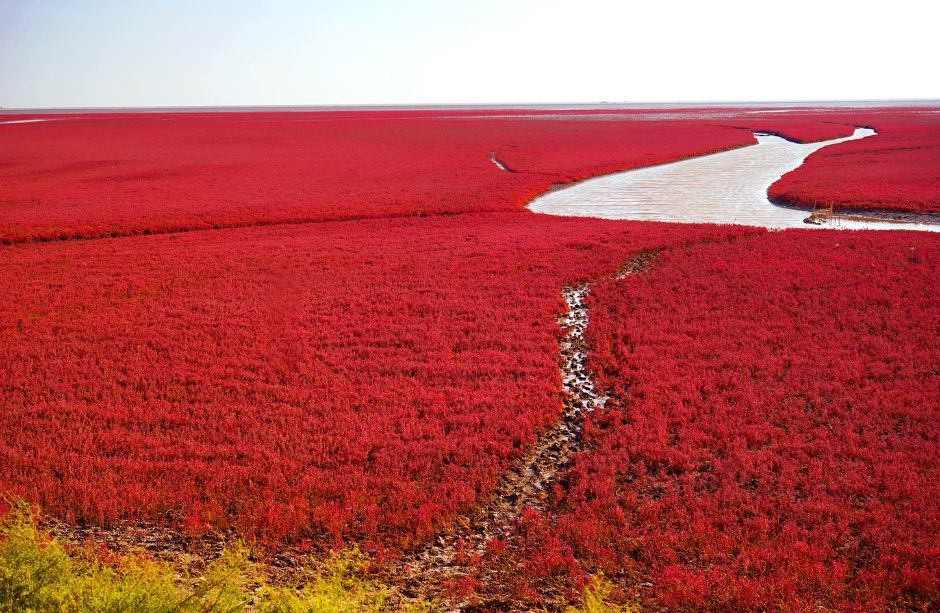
[568,576,641,613]
[0,501,428,612]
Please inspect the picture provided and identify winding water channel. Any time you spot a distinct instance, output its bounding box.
[528,128,940,232]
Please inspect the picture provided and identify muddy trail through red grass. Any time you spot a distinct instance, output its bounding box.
[389,253,658,609]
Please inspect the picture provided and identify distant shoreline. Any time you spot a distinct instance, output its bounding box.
[2,99,939,114]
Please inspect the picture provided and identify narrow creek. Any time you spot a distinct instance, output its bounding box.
[398,256,652,609]
[490,152,511,172]
[528,128,940,232]
[0,119,53,125]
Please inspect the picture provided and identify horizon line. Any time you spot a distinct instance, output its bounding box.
[2,98,939,114]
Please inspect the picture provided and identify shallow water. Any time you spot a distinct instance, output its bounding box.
[490,153,510,172]
[0,119,52,124]
[528,128,940,232]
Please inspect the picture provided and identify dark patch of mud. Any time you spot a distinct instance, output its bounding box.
[41,518,230,576]
[770,197,940,225]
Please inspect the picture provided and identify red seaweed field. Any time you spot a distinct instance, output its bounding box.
[768,112,940,215]
[0,112,754,244]
[0,212,746,547]
[0,108,937,611]
[558,231,939,610]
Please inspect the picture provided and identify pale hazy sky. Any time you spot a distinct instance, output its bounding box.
[1,0,936,108]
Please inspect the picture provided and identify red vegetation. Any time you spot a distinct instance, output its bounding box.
[0,113,754,244]
[490,121,750,177]
[717,108,940,215]
[1,109,938,609]
[769,113,940,214]
[0,212,746,547]
[547,231,939,611]
[720,115,858,143]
